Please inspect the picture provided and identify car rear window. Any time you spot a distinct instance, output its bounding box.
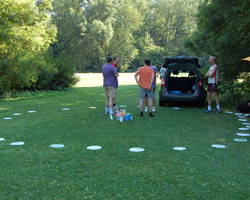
[167,63,198,68]
[170,70,197,78]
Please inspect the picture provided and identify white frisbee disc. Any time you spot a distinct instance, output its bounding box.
[0,138,5,141]
[246,126,250,128]
[89,107,96,109]
[235,113,242,115]
[239,119,248,122]
[62,108,70,110]
[173,147,186,151]
[238,116,246,118]
[10,142,24,146]
[245,114,250,117]
[234,138,248,142]
[12,113,21,116]
[87,146,102,150]
[28,111,36,113]
[172,107,180,110]
[239,128,250,131]
[242,123,250,125]
[225,111,233,114]
[212,144,226,149]
[4,117,11,120]
[236,133,250,137]
[129,147,145,152]
[50,144,64,148]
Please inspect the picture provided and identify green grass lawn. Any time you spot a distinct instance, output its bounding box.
[1,85,250,199]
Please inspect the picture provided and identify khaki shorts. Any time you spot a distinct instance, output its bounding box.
[104,87,117,99]
[139,87,155,99]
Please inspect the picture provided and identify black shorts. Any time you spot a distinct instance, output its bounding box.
[207,83,218,92]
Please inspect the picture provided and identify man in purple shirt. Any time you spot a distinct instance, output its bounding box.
[102,56,119,120]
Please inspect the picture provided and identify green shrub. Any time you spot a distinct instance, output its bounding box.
[218,73,250,104]
[33,54,57,90]
[51,55,79,90]
[0,52,79,98]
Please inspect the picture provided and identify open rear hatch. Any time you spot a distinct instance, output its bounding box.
[163,56,201,69]
[166,69,198,95]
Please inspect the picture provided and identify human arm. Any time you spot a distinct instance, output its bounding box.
[148,75,154,90]
[205,65,218,78]
[134,73,140,86]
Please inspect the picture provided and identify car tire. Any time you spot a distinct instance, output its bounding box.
[159,99,165,107]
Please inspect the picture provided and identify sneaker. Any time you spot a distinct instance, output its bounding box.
[204,109,211,113]
[145,107,148,112]
[213,109,220,114]
[149,112,154,117]
[139,113,144,117]
[152,107,156,112]
[109,114,113,120]
[105,111,109,114]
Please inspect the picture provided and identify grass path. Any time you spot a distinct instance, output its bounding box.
[0,85,250,199]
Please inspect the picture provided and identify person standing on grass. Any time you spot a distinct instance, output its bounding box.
[102,56,119,120]
[112,56,119,110]
[134,59,155,117]
[112,56,119,72]
[159,64,166,80]
[204,56,220,114]
[144,62,157,113]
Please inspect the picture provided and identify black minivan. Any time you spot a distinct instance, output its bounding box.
[159,56,206,107]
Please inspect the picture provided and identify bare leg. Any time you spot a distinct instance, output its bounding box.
[149,98,153,112]
[112,97,116,106]
[108,97,113,109]
[144,96,148,107]
[140,99,144,112]
[207,91,212,106]
[213,92,220,105]
[106,97,109,107]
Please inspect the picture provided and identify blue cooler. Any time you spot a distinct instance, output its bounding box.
[125,113,132,121]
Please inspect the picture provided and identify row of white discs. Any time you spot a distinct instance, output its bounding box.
[226,112,250,145]
[1,109,250,151]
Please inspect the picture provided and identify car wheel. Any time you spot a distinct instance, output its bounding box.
[159,99,165,107]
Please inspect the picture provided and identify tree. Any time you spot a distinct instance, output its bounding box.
[0,0,57,94]
[185,0,250,79]
[51,0,201,72]
[184,0,250,103]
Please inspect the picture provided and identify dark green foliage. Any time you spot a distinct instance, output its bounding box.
[185,0,250,103]
[50,0,199,72]
[219,73,250,104]
[0,0,78,98]
[51,55,80,90]
[185,0,250,78]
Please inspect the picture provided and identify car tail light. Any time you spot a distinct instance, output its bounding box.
[197,79,202,87]
[161,78,165,86]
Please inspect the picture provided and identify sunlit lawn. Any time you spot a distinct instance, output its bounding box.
[0,83,250,199]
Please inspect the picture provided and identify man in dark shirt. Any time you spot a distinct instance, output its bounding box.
[102,56,119,120]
